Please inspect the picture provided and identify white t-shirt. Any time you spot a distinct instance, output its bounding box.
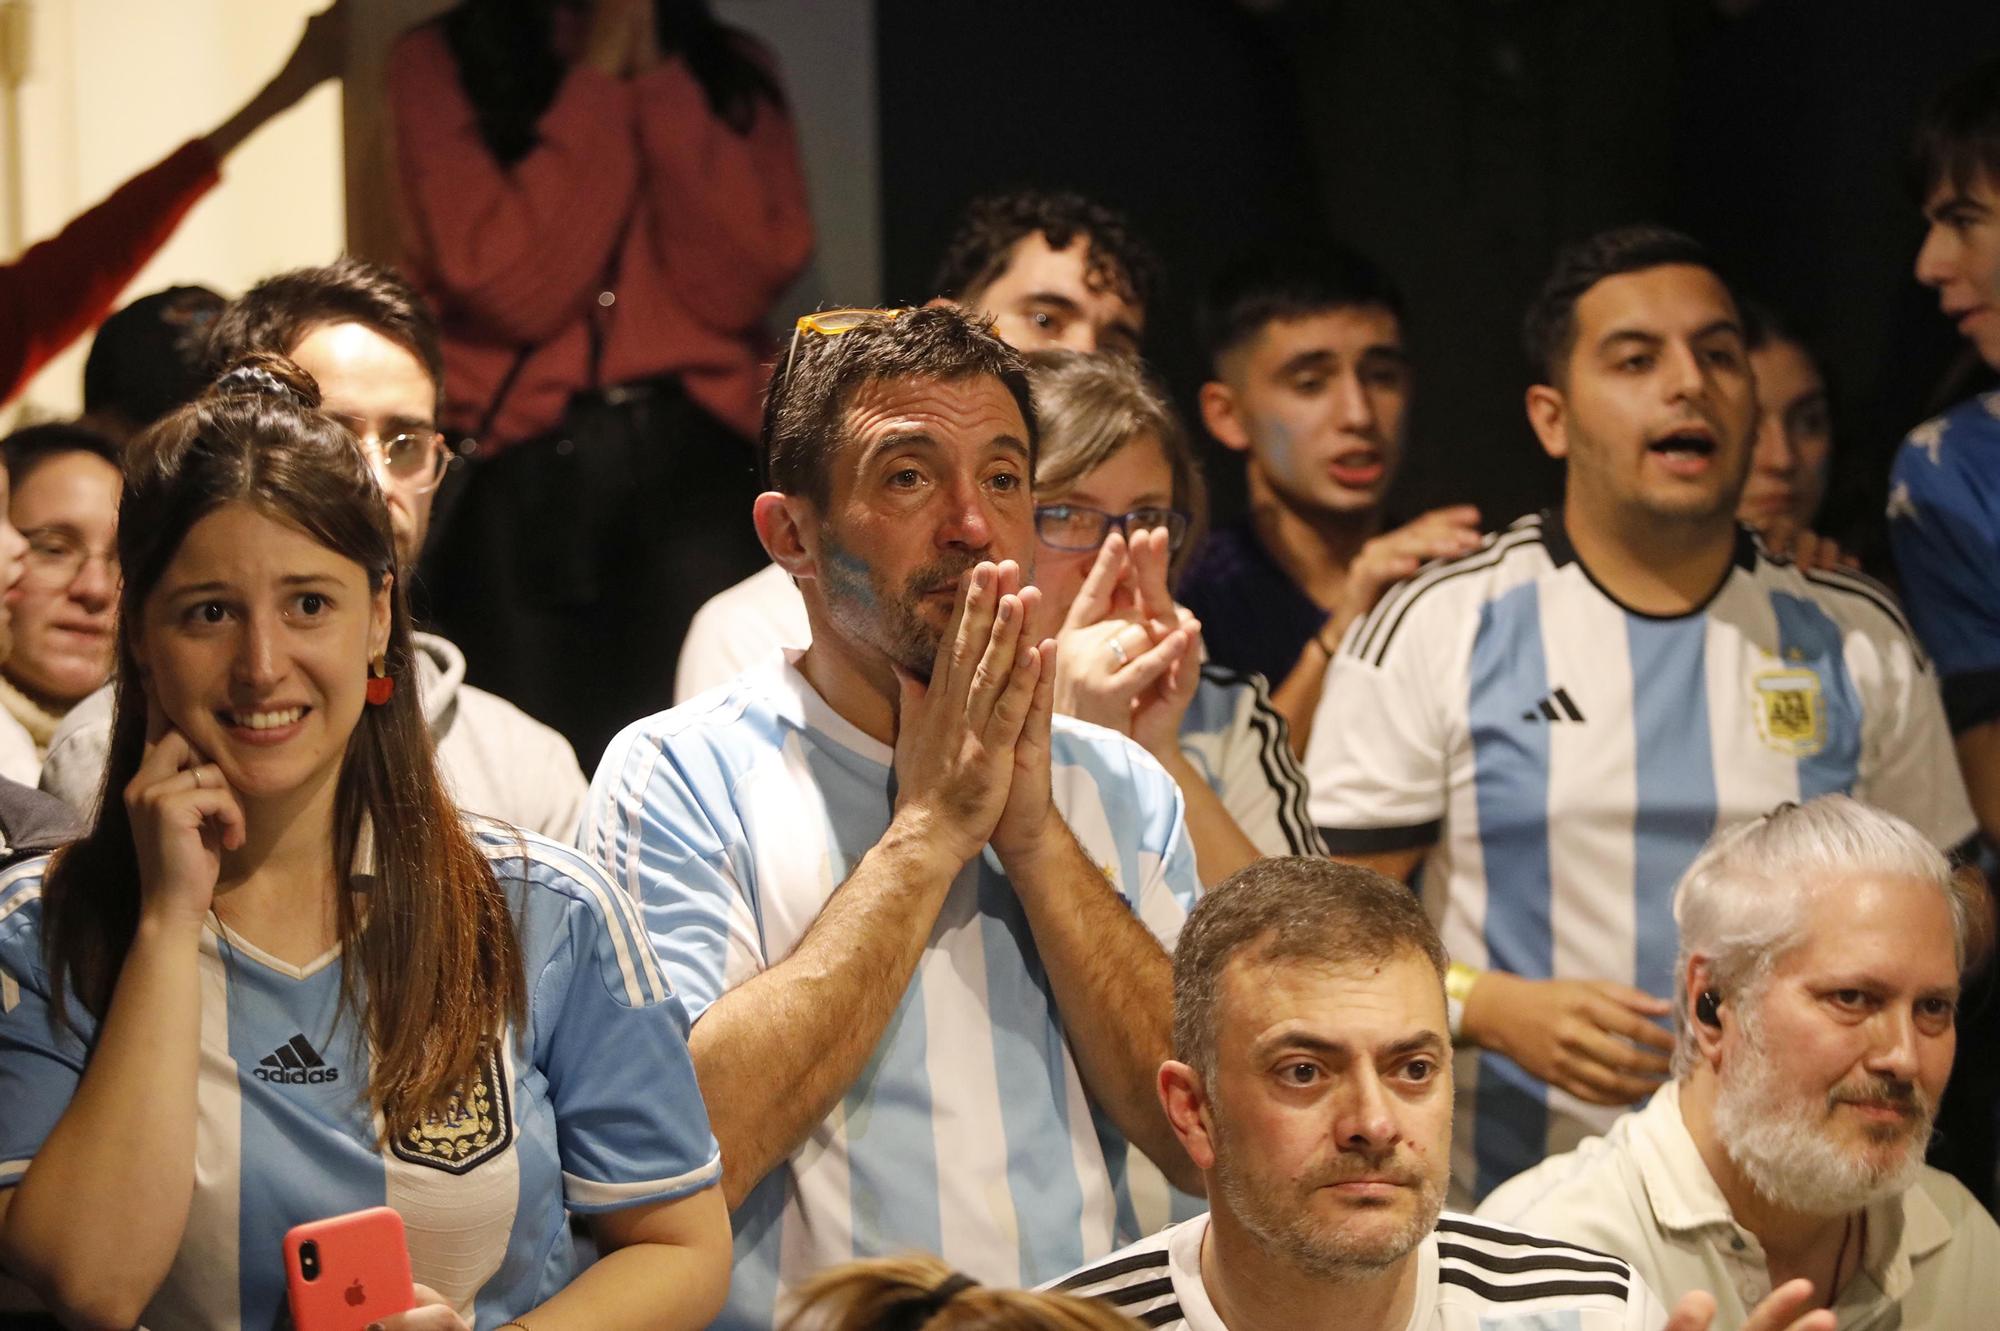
[1048,1211,1669,1330]
[673,563,810,702]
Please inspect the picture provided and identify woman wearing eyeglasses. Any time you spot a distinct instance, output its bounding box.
[1026,351,1323,885]
[0,357,730,1330]
[0,424,123,784]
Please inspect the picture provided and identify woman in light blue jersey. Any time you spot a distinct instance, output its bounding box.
[0,353,729,1330]
[1028,350,1323,885]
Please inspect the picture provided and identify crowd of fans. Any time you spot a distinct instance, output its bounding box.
[1,3,1999,1330]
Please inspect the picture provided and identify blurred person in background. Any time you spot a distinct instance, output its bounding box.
[0,4,344,406]
[0,425,121,782]
[783,1256,1141,1331]
[78,286,227,442]
[390,0,813,766]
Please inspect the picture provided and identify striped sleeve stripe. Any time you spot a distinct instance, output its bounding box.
[1435,1240,1630,1278]
[0,880,39,929]
[1353,524,1547,666]
[1050,1248,1170,1291]
[490,826,670,1007]
[1207,665,1320,855]
[1433,1215,1626,1262]
[1347,514,1543,657]
[1798,567,1927,658]
[561,1148,721,1208]
[1135,1305,1185,1328]
[1095,1277,1174,1308]
[1436,1267,1632,1303]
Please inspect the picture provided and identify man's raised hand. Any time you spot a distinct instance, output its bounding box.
[891,561,1045,870]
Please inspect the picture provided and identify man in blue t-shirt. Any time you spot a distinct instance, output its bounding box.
[1885,53,2000,1208]
[1177,245,1484,751]
[584,306,1202,1329]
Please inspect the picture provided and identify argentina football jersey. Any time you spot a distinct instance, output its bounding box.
[0,820,719,1331]
[1307,511,1972,1204]
[584,653,1201,1331]
[1175,664,1322,858]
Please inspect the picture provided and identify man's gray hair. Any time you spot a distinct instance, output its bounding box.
[1669,795,1968,1076]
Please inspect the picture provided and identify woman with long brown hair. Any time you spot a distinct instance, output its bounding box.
[0,355,729,1330]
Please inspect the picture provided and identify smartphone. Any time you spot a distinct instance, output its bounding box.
[282,1206,417,1331]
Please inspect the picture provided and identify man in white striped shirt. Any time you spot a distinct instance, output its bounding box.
[584,307,1202,1330]
[1050,856,1837,1331]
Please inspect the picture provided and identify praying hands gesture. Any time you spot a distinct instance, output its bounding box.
[892,560,1055,870]
[1053,528,1202,758]
[1052,529,1260,885]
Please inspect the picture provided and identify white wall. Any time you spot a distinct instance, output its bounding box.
[2,0,344,427]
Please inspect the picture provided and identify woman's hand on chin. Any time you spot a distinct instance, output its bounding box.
[126,719,246,927]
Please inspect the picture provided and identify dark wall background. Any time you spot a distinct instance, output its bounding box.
[876,0,2000,571]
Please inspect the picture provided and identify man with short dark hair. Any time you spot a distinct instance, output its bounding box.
[1051,855,1827,1331]
[931,189,1160,359]
[78,286,225,441]
[675,190,1163,699]
[1483,796,2000,1325]
[1307,224,1972,1206]
[584,306,1200,1330]
[39,260,587,841]
[1178,245,1484,749]
[0,424,122,783]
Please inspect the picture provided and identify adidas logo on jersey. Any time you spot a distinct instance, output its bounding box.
[254,1033,340,1085]
[1520,686,1586,723]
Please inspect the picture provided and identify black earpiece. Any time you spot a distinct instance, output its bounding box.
[1695,989,1722,1028]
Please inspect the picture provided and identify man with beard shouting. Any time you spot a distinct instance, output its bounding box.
[1052,855,1839,1331]
[1483,796,2000,1326]
[582,307,1200,1331]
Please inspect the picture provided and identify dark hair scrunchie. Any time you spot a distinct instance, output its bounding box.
[881,1273,978,1331]
[212,363,304,406]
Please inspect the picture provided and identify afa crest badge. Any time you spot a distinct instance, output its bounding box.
[1754,668,1825,757]
[390,1045,513,1175]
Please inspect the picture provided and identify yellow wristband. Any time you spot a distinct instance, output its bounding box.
[1445,962,1480,1041]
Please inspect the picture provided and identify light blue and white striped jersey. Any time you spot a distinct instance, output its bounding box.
[1180,665,1323,858]
[583,654,1202,1331]
[1305,512,1972,1204]
[0,819,719,1331]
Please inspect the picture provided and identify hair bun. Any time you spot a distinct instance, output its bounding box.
[208,351,322,411]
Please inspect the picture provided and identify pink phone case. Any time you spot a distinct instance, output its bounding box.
[283,1206,418,1331]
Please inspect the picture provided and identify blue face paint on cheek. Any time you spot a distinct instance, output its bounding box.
[1258,416,1299,482]
[820,538,878,613]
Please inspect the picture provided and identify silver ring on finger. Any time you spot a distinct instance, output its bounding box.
[192,765,214,790]
[1107,636,1130,667]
